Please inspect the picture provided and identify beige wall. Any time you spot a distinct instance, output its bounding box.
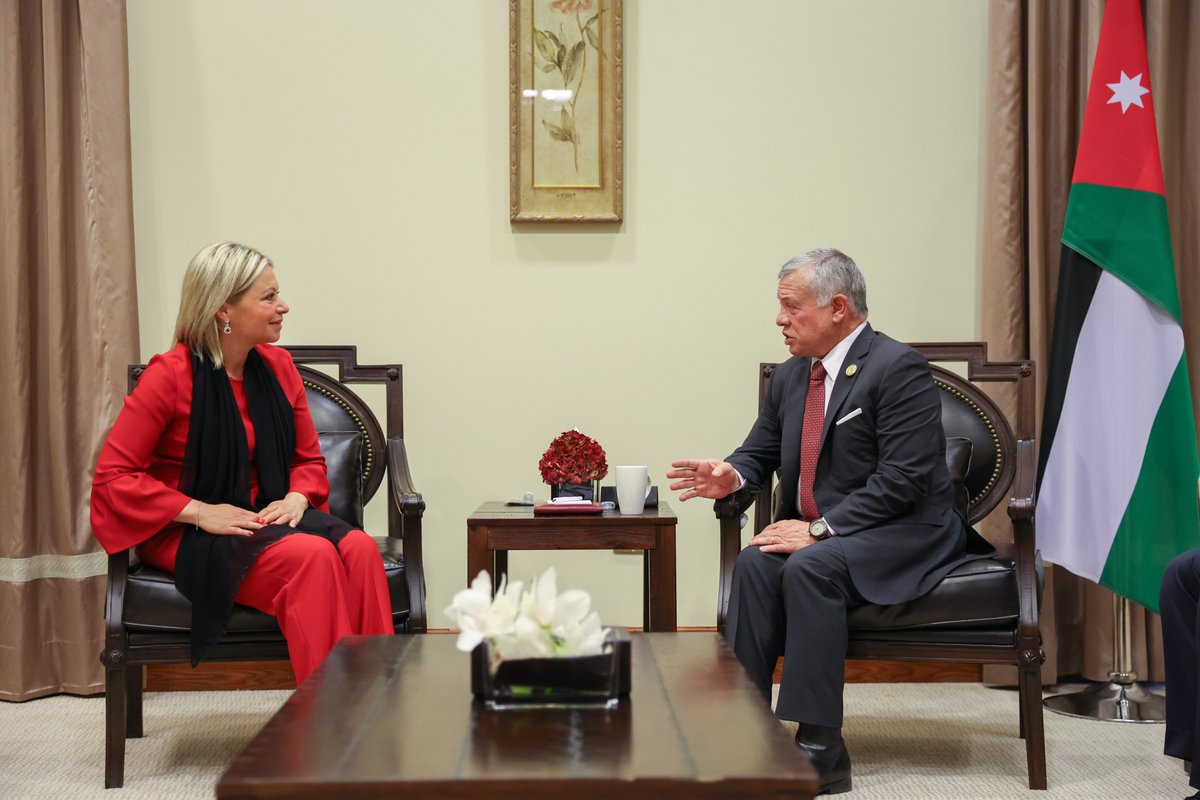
[125,0,988,629]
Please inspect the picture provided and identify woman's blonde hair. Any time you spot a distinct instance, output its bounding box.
[173,241,273,368]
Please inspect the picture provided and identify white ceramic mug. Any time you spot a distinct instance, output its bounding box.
[615,465,652,515]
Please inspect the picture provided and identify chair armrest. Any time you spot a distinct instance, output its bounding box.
[102,551,130,667]
[1008,438,1036,524]
[714,485,760,519]
[1006,438,1042,666]
[713,486,759,633]
[387,436,425,517]
[387,436,427,632]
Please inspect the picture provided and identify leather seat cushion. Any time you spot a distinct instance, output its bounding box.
[848,627,1017,646]
[123,536,409,635]
[847,543,1020,633]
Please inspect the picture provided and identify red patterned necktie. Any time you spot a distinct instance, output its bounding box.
[798,359,826,521]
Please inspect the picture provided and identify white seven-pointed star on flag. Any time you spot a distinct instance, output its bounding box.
[1106,71,1150,113]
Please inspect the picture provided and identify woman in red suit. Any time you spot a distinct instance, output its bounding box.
[91,241,392,684]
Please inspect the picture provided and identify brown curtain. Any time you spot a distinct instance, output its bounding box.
[0,0,139,701]
[982,0,1200,684]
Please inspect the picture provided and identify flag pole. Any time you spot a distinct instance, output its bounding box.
[1043,593,1165,722]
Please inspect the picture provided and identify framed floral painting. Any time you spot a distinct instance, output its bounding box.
[509,0,623,222]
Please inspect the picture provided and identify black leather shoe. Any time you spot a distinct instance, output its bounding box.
[795,723,852,795]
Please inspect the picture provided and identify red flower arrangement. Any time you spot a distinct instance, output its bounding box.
[538,429,608,485]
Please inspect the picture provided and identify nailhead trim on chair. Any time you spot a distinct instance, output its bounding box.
[303,379,374,486]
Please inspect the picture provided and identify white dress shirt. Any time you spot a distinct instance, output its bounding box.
[813,321,868,414]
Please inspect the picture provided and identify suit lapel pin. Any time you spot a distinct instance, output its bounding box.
[845,363,858,377]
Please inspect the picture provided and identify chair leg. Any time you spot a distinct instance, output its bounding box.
[104,662,127,789]
[1018,666,1047,789]
[126,665,144,738]
[1018,679,1027,739]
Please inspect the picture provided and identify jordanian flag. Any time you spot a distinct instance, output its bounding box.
[1037,0,1200,614]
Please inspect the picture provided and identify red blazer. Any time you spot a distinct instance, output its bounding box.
[91,343,330,570]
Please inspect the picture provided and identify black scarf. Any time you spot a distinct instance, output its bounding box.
[176,349,351,665]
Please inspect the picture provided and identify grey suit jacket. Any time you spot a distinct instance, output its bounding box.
[726,325,990,605]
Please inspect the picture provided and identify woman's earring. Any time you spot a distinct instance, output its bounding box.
[222,320,232,335]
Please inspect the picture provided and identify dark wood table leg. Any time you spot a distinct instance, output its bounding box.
[645,521,678,631]
[494,550,508,588]
[467,522,491,586]
[643,546,651,631]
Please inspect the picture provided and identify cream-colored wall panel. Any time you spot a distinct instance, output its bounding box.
[126,0,988,630]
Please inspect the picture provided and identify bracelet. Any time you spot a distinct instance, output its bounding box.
[195,503,201,530]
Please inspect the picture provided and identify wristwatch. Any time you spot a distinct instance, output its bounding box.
[808,518,832,540]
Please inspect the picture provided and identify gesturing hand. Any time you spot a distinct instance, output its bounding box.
[258,492,309,528]
[666,459,741,501]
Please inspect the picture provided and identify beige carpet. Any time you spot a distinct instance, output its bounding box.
[0,684,1184,799]
[840,684,1178,799]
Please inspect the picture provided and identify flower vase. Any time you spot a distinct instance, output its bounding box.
[550,481,600,502]
[471,627,631,709]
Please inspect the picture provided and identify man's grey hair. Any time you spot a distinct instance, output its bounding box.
[778,248,868,317]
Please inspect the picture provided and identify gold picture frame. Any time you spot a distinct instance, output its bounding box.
[509,0,623,223]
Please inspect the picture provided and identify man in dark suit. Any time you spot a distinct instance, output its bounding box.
[668,248,983,795]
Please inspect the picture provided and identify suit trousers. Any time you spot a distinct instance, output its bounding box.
[726,540,866,728]
[233,530,394,685]
[1161,548,1200,789]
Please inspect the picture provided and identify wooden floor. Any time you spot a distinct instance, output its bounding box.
[145,628,981,691]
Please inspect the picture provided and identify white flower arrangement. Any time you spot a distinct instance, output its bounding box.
[445,567,609,665]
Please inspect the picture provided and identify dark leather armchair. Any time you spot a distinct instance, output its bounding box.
[100,345,426,788]
[713,342,1045,789]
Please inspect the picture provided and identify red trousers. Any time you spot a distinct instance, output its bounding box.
[232,530,393,684]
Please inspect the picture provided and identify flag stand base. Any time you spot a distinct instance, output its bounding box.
[1043,593,1165,723]
[1043,681,1164,722]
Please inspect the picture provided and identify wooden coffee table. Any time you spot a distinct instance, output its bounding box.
[217,633,818,799]
[467,501,678,631]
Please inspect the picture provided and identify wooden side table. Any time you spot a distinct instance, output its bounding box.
[466,501,678,631]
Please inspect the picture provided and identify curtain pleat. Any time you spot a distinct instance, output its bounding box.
[0,0,138,701]
[981,0,1199,685]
